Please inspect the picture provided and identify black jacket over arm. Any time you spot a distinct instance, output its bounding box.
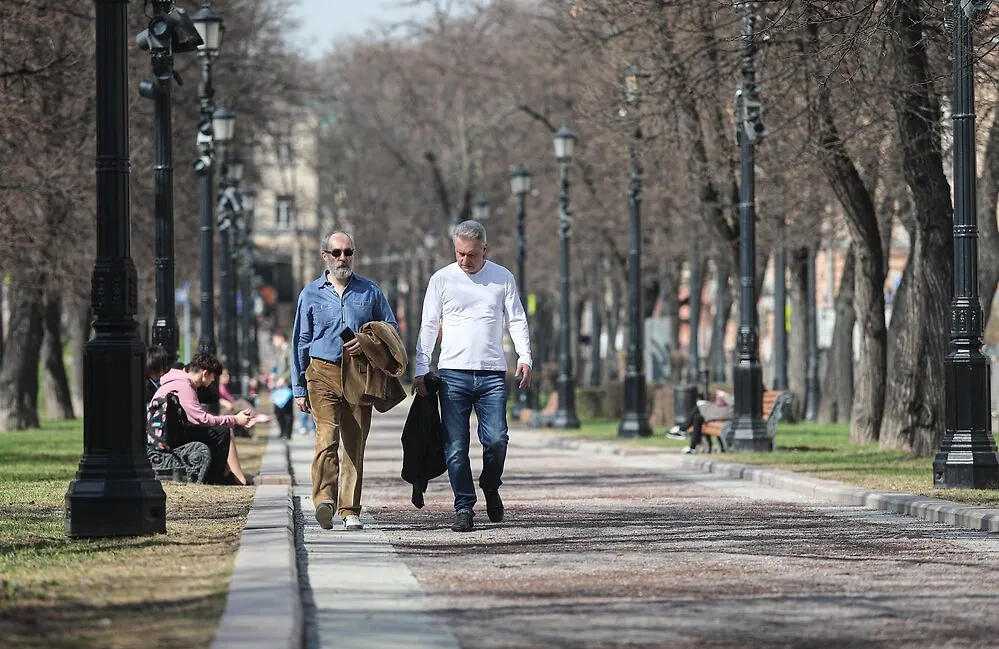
[401,373,446,508]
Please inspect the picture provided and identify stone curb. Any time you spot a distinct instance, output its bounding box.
[526,432,999,533]
[211,435,300,649]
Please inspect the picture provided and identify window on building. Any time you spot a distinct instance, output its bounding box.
[276,133,294,168]
[276,194,296,229]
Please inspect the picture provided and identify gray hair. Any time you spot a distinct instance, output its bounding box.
[321,230,354,251]
[453,220,487,246]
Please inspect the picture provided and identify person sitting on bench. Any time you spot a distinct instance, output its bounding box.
[149,352,256,485]
[683,390,734,454]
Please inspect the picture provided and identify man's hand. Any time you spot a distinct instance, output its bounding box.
[516,363,532,390]
[234,409,256,428]
[295,396,310,413]
[343,337,363,357]
[413,375,428,397]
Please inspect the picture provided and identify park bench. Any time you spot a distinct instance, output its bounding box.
[145,393,212,483]
[147,442,212,483]
[686,389,789,452]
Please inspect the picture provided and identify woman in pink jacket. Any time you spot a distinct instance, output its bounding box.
[151,352,255,485]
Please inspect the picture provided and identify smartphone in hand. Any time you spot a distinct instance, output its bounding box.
[340,327,356,343]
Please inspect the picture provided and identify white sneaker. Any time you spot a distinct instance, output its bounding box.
[342,514,363,530]
[681,447,693,454]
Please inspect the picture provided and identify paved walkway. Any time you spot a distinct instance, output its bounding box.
[220,402,999,649]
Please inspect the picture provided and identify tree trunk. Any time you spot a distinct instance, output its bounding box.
[42,294,75,420]
[976,106,999,323]
[603,263,621,383]
[811,76,887,442]
[880,0,953,456]
[0,276,45,430]
[69,300,90,417]
[708,255,734,383]
[788,247,809,419]
[819,246,856,424]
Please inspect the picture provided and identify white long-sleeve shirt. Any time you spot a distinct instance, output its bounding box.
[415,260,532,377]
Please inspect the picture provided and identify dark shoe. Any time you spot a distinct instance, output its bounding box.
[316,502,336,530]
[484,490,504,523]
[451,511,474,532]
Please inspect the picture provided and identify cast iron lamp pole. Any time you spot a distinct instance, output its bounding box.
[804,246,820,421]
[510,164,535,419]
[239,189,256,397]
[212,107,235,367]
[617,66,652,438]
[772,214,788,390]
[192,3,223,358]
[140,0,202,362]
[222,151,244,395]
[729,0,769,452]
[65,0,167,537]
[934,0,999,488]
[472,193,490,223]
[552,125,580,429]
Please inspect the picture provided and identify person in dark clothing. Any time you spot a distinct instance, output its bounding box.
[401,373,446,508]
[271,330,295,439]
[146,344,174,404]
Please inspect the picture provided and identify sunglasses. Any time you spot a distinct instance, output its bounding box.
[323,248,354,258]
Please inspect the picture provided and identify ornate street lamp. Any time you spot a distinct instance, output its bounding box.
[935,0,999,488]
[216,139,240,384]
[193,3,224,362]
[139,1,203,364]
[509,164,534,419]
[552,125,580,429]
[618,63,652,438]
[65,0,167,537]
[729,0,769,452]
[239,188,256,397]
[472,193,491,222]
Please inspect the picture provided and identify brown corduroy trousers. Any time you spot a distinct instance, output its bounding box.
[305,359,372,518]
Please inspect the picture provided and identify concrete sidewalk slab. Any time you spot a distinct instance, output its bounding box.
[212,433,300,649]
[290,432,461,649]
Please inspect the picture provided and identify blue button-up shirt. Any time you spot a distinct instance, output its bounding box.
[291,272,399,397]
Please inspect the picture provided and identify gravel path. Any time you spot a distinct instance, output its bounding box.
[295,406,999,649]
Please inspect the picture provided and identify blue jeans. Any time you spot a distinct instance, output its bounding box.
[438,369,509,514]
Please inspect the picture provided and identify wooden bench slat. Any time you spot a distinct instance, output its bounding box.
[688,390,785,438]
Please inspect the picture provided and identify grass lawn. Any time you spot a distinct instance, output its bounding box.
[0,419,268,649]
[540,418,999,508]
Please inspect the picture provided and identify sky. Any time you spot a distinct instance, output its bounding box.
[290,0,430,58]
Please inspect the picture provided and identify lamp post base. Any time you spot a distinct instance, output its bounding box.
[934,351,999,489]
[66,472,166,537]
[618,373,651,438]
[728,361,770,452]
[552,409,580,429]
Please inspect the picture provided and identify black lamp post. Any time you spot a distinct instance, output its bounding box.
[772,214,788,390]
[222,150,244,395]
[239,188,256,396]
[212,105,235,370]
[192,2,223,360]
[804,246,820,421]
[617,65,652,438]
[65,0,167,537]
[510,164,535,419]
[472,193,491,223]
[729,0,769,452]
[140,1,201,362]
[552,125,580,429]
[934,0,999,489]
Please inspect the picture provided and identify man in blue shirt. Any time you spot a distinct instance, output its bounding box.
[292,231,399,531]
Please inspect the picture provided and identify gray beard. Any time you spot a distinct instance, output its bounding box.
[328,266,353,280]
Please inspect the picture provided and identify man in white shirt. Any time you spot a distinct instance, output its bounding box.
[414,220,532,532]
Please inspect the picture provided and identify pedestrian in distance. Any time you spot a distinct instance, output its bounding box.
[292,231,407,531]
[413,220,532,533]
[270,329,295,440]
